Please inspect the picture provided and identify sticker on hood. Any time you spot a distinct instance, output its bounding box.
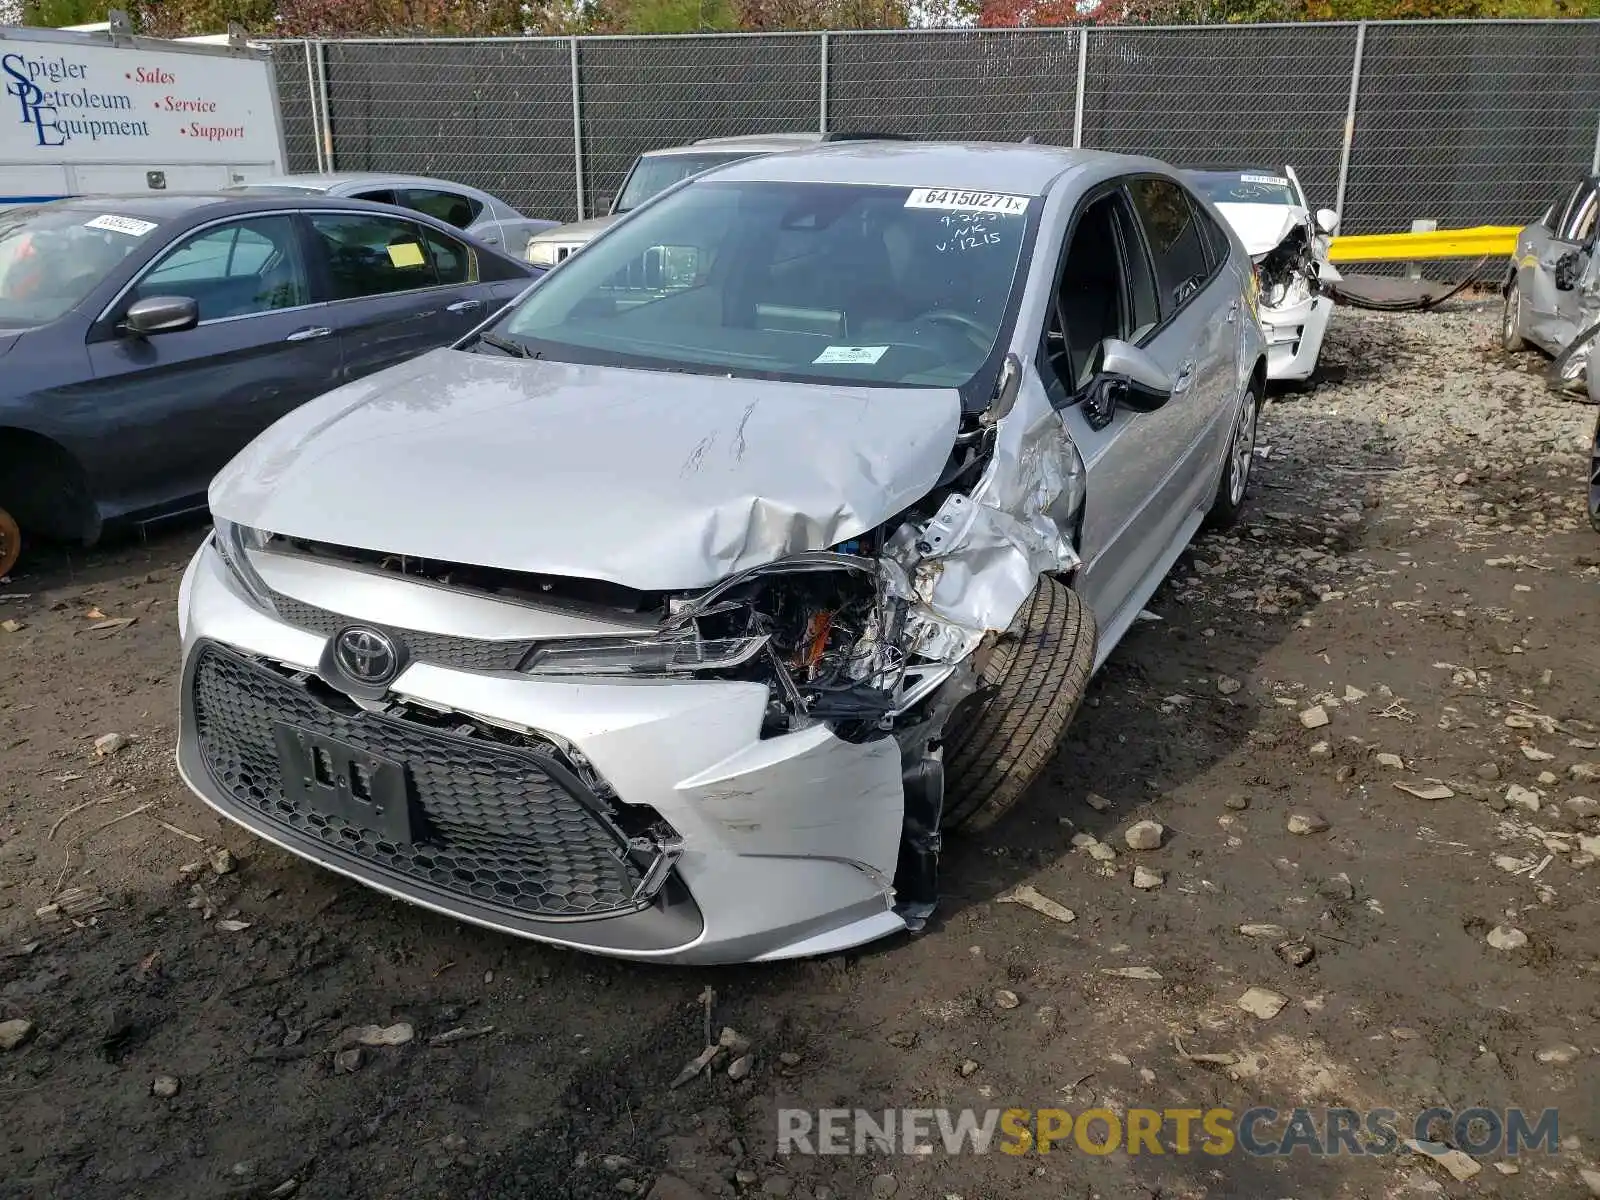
[1240,174,1291,187]
[85,214,158,237]
[905,188,1029,215]
[814,345,889,365]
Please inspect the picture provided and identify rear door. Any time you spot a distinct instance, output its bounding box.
[1123,175,1233,518]
[83,213,340,506]
[303,209,509,383]
[1524,183,1584,338]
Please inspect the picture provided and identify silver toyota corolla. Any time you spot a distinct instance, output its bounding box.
[176,142,1267,964]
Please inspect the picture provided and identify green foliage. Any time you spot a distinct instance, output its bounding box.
[21,0,108,24]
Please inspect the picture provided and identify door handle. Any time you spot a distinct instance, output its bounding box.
[1226,301,1240,324]
[446,299,485,314]
[1172,361,1195,393]
[285,326,333,342]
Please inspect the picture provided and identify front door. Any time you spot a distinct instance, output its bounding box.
[83,213,341,509]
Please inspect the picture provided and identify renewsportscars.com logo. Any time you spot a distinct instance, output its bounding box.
[3,52,151,147]
[777,1106,1562,1159]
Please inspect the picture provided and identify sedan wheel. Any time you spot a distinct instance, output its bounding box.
[1589,413,1600,534]
[1205,380,1260,532]
[0,507,20,579]
[1503,283,1529,353]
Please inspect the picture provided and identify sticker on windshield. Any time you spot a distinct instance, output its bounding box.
[1240,174,1290,187]
[814,345,889,365]
[905,188,1029,215]
[85,214,158,238]
[387,241,426,269]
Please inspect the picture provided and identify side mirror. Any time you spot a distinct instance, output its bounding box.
[123,295,199,336]
[1099,338,1174,410]
[1315,208,1340,237]
[598,192,616,214]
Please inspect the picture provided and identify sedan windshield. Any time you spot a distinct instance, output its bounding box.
[613,152,761,213]
[1189,170,1298,207]
[0,206,160,327]
[496,180,1035,389]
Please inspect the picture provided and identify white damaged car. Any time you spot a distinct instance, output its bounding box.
[178,142,1265,963]
[1189,166,1341,382]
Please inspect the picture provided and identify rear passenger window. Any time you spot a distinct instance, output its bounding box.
[1191,198,1233,270]
[1127,177,1212,315]
[405,188,482,230]
[309,213,441,299]
[421,225,476,286]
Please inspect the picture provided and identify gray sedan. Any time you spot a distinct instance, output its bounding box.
[180,143,1265,963]
[0,193,539,577]
[234,172,560,261]
[1505,173,1599,386]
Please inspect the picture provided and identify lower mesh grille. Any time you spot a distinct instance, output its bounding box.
[190,644,652,919]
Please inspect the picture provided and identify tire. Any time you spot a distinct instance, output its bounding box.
[0,506,19,579]
[1589,412,1600,535]
[1204,377,1261,532]
[941,577,1097,832]
[1502,282,1529,353]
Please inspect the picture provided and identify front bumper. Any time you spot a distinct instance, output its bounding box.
[175,541,908,964]
[1260,294,1334,382]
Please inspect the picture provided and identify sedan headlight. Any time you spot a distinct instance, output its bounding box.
[211,518,276,612]
[522,634,770,677]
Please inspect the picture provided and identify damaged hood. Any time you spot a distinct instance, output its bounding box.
[1214,202,1309,258]
[210,350,961,591]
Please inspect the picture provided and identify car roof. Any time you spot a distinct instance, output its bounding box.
[238,172,477,192]
[708,141,1161,197]
[36,192,463,221]
[642,132,826,159]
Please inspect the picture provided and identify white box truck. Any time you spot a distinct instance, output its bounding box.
[0,13,286,207]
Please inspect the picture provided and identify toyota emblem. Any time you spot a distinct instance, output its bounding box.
[334,626,400,685]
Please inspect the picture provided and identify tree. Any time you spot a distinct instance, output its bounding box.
[22,0,110,24]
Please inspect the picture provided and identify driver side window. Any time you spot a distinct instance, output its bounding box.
[1041,190,1158,397]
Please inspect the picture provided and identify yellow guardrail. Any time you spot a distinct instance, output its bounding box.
[1328,225,1520,264]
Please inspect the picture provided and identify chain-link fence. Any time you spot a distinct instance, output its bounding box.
[265,20,1600,236]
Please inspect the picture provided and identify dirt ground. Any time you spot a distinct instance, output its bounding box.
[2,305,1598,1200]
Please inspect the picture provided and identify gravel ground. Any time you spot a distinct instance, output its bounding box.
[2,304,1598,1200]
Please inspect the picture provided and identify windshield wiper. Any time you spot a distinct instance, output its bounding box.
[475,331,535,358]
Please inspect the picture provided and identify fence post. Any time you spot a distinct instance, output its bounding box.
[1072,28,1088,149]
[1592,110,1600,175]
[570,37,586,222]
[819,31,830,135]
[1334,20,1366,221]
[302,40,322,172]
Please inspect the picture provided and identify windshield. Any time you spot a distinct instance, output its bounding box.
[1189,170,1298,207]
[613,152,761,213]
[494,180,1036,390]
[0,206,160,327]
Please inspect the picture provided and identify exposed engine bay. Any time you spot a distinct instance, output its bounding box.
[1254,222,1322,311]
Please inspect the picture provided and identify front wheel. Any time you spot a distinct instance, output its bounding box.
[0,506,19,579]
[941,578,1097,832]
[1588,413,1600,534]
[1204,378,1260,532]
[1503,282,1529,353]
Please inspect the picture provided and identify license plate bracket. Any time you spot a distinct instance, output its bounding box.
[273,725,416,845]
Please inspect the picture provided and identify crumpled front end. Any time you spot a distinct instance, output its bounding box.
[178,355,1089,963]
[1252,221,1336,383]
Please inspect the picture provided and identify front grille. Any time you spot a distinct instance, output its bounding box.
[269,591,535,673]
[191,644,658,919]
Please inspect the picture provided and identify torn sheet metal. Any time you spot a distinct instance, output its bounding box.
[890,374,1085,661]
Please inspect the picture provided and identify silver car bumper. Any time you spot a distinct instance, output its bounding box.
[175,541,908,964]
[1261,294,1334,382]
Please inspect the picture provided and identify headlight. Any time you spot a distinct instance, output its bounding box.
[526,241,566,266]
[522,634,770,676]
[211,518,276,612]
